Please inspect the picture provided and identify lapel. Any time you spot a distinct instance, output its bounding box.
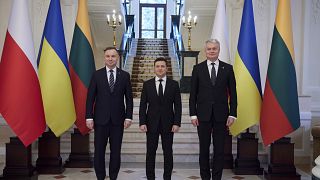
[163,78,170,98]
[216,60,225,85]
[113,68,121,92]
[151,78,158,98]
[103,68,112,93]
[201,61,212,84]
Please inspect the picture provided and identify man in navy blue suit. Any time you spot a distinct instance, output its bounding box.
[86,47,133,180]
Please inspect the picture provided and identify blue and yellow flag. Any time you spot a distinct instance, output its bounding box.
[230,0,262,136]
[37,0,76,136]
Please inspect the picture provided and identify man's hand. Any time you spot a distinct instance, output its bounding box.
[191,119,199,127]
[171,125,180,133]
[124,120,132,129]
[226,116,235,127]
[139,125,147,132]
[86,120,94,130]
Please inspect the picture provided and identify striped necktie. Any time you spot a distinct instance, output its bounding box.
[109,69,114,92]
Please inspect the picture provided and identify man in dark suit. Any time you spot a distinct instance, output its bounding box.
[189,39,237,180]
[139,57,182,180]
[86,47,133,180]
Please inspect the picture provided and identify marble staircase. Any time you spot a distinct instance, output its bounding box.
[128,38,180,98]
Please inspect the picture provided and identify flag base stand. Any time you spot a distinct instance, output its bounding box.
[223,130,234,169]
[64,128,93,168]
[264,137,301,180]
[0,137,38,180]
[36,130,65,174]
[233,132,263,175]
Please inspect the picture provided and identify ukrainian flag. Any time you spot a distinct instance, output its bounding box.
[229,0,262,136]
[38,0,76,136]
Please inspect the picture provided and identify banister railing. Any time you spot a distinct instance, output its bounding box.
[119,15,135,69]
[170,15,185,75]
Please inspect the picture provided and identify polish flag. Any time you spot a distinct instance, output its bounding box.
[0,0,46,146]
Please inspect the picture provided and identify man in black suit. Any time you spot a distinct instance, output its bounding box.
[86,47,133,180]
[139,57,182,180]
[189,39,237,180]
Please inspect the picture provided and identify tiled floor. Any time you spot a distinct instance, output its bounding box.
[0,162,312,180]
[38,168,263,180]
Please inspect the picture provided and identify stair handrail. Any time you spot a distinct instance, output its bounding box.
[170,15,185,76]
[119,15,135,69]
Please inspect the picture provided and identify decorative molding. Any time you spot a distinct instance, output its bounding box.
[312,0,320,24]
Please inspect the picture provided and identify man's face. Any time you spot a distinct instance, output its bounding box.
[154,60,167,78]
[104,49,118,69]
[205,42,220,61]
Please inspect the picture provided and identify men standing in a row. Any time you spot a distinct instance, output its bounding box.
[139,57,182,180]
[86,47,133,180]
[189,39,237,180]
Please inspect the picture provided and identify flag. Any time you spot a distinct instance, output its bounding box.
[229,0,262,136]
[37,0,76,136]
[260,0,300,146]
[211,0,230,63]
[0,0,46,146]
[69,0,96,135]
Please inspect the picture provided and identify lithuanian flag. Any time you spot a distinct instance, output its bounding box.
[69,0,96,135]
[260,0,300,146]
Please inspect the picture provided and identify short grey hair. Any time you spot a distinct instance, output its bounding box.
[205,39,220,48]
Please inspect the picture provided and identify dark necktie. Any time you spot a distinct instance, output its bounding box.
[211,63,217,86]
[158,79,164,101]
[109,69,115,92]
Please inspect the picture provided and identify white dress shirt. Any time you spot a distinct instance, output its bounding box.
[155,76,167,95]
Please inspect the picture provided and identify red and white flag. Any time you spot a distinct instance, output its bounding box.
[0,0,46,146]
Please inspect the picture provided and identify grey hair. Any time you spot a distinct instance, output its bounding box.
[205,39,220,47]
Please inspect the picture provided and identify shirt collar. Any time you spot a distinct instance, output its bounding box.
[106,66,117,73]
[155,76,167,82]
[207,59,219,67]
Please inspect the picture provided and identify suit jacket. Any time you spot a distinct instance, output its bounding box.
[189,60,237,122]
[86,67,133,126]
[139,77,182,133]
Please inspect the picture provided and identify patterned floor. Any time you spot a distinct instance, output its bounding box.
[38,168,262,180]
[0,163,312,179]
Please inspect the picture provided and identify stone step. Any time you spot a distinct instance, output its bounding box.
[134,56,171,59]
[136,53,170,56]
[122,130,198,140]
[132,67,173,71]
[128,123,196,130]
[137,47,168,50]
[136,50,169,53]
[131,70,172,74]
